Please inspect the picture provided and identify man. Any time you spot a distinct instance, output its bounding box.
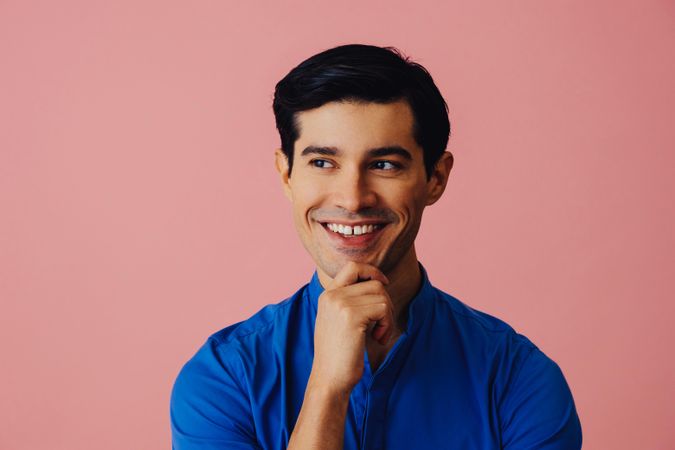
[170,44,582,449]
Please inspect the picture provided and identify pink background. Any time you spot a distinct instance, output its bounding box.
[1,1,673,449]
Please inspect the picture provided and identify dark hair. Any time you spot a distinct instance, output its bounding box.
[272,44,451,180]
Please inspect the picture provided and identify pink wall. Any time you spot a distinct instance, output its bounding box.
[1,1,673,448]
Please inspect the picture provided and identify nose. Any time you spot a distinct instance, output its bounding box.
[333,167,377,213]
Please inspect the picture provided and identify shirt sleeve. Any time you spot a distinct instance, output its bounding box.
[170,337,260,450]
[499,347,583,449]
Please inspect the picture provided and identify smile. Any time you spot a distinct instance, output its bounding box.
[318,220,388,249]
[325,223,382,237]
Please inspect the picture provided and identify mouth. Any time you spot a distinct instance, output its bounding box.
[318,220,388,248]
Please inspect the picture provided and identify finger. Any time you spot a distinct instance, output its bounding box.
[331,261,389,288]
[337,280,391,300]
[370,308,395,343]
[372,321,396,345]
[337,293,393,311]
[351,302,394,339]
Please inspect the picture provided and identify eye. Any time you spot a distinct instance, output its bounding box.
[371,160,401,171]
[310,159,335,169]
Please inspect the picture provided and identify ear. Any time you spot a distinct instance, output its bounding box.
[425,151,454,206]
[274,149,293,201]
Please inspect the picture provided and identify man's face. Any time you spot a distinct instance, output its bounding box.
[275,99,451,280]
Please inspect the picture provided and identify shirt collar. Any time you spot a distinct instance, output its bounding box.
[306,262,436,335]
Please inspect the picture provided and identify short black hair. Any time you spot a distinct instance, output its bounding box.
[272,44,450,179]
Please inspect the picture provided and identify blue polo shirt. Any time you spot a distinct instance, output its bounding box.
[170,264,582,449]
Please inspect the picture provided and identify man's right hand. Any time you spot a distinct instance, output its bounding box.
[309,261,396,394]
[287,262,396,449]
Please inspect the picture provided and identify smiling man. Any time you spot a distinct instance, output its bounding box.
[170,44,582,450]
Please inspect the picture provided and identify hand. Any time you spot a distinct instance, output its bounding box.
[309,261,395,394]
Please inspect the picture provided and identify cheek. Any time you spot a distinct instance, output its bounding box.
[386,185,427,219]
[290,179,324,218]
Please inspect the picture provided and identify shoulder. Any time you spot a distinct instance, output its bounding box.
[178,282,310,377]
[172,282,310,400]
[431,287,537,362]
[430,287,571,385]
[211,283,309,346]
[429,286,573,403]
[430,287,582,448]
[433,288,517,333]
[170,283,310,446]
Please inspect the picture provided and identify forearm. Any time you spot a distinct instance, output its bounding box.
[287,376,351,450]
[288,263,390,449]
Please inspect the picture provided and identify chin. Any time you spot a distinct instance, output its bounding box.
[316,254,384,280]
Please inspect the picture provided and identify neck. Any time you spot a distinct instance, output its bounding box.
[382,247,422,333]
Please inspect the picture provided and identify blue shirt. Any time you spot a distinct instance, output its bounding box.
[170,264,582,449]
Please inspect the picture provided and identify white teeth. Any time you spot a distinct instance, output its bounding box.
[325,223,381,237]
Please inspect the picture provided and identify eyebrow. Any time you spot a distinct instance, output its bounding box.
[300,145,413,160]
